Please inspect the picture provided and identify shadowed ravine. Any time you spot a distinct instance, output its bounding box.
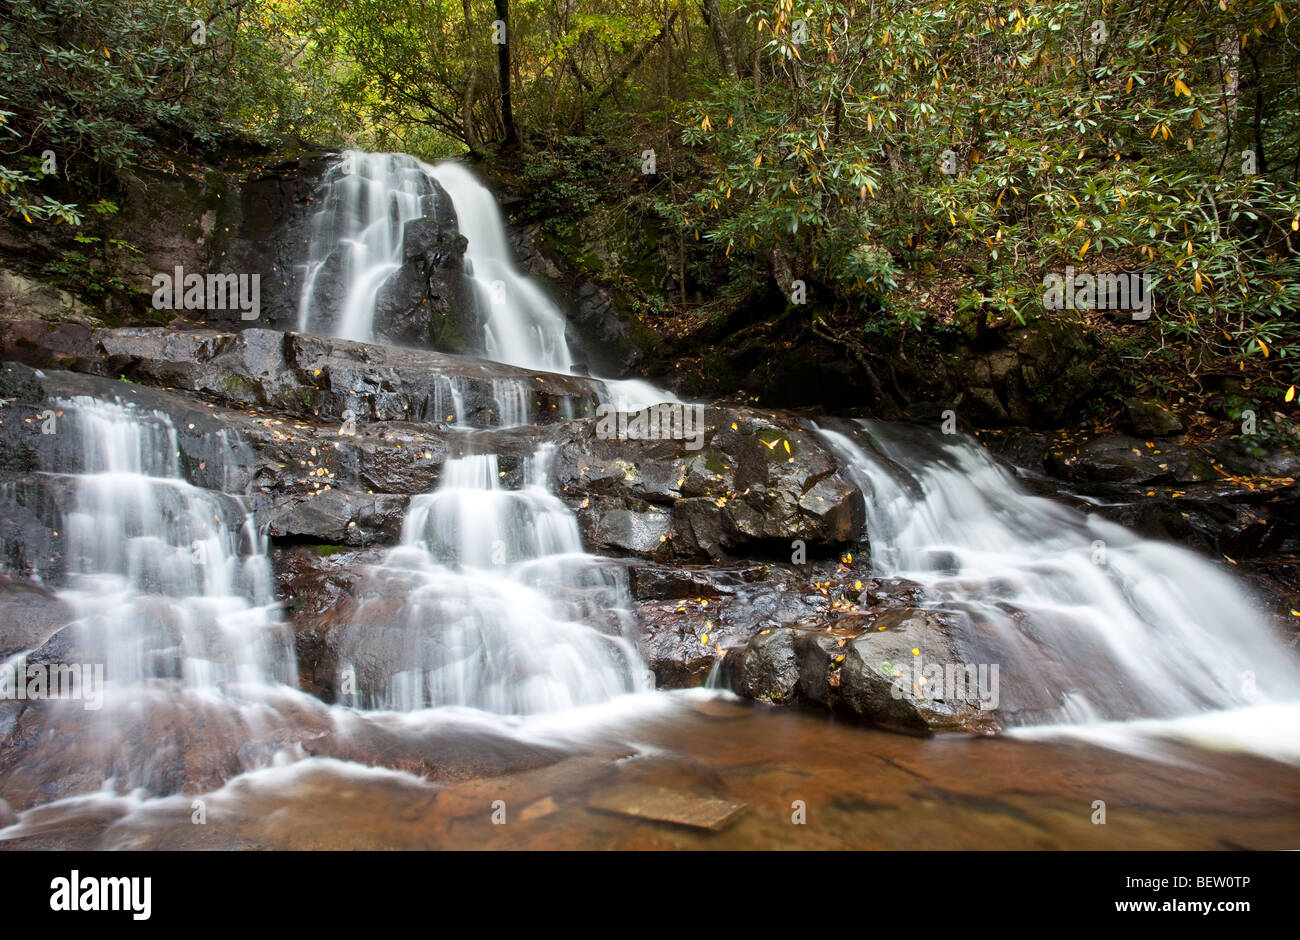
[2,152,1298,849]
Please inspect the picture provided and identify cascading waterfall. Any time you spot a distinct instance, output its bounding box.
[426,161,573,376]
[287,150,673,717]
[336,445,649,714]
[296,152,450,343]
[427,160,674,413]
[299,150,673,412]
[52,397,294,689]
[817,420,1300,727]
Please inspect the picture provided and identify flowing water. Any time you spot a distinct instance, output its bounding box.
[44,397,294,690]
[816,420,1300,746]
[297,150,671,412]
[334,446,650,714]
[2,151,1298,848]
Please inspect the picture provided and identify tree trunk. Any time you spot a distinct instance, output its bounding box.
[700,0,739,80]
[493,0,518,147]
[460,0,482,153]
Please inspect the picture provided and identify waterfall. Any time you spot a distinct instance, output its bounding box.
[287,151,672,715]
[297,150,674,412]
[426,161,574,376]
[296,152,449,344]
[52,397,294,689]
[817,420,1300,727]
[336,445,650,714]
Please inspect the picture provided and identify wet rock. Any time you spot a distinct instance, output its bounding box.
[371,218,473,350]
[1123,398,1184,437]
[1046,435,1215,484]
[0,361,458,549]
[632,560,905,690]
[630,563,769,601]
[0,577,73,659]
[266,491,408,546]
[719,628,801,704]
[635,615,721,690]
[1202,435,1300,480]
[594,507,672,556]
[1,323,604,428]
[272,544,387,699]
[586,782,745,831]
[554,406,864,561]
[794,631,843,708]
[839,608,1001,734]
[978,429,1051,474]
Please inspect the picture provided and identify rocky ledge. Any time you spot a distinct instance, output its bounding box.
[1,319,1296,742]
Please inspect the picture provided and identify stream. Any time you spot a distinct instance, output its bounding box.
[2,151,1298,850]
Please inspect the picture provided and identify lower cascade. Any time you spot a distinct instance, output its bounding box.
[335,445,650,714]
[44,396,294,690]
[817,421,1300,725]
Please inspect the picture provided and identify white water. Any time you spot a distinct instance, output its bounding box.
[289,151,672,715]
[426,161,573,375]
[817,420,1300,746]
[53,397,293,688]
[336,446,651,714]
[299,150,674,412]
[296,152,448,344]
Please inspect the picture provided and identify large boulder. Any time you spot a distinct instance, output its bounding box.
[552,406,864,561]
[838,608,1001,734]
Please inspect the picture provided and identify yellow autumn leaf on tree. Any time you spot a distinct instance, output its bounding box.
[1079,239,1091,259]
[1258,338,1270,357]
[1285,386,1296,403]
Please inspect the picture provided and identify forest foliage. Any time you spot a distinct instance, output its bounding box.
[2,0,1298,396]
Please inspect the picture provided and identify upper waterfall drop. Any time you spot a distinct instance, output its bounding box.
[295,150,675,413]
[296,152,450,345]
[425,161,573,377]
[428,158,679,412]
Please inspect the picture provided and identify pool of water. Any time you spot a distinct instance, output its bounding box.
[4,691,1297,850]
